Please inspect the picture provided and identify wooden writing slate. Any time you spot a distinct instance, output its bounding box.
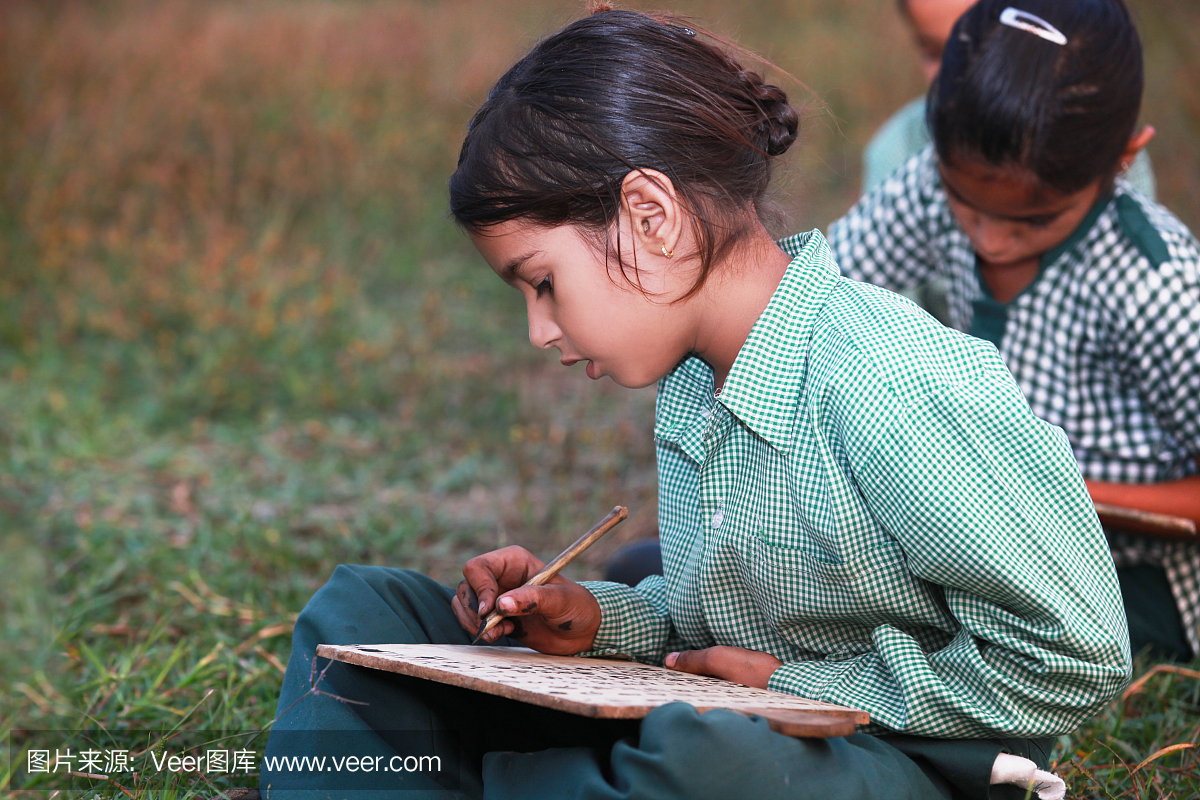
[317,643,869,738]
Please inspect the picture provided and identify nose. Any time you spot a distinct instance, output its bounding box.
[526,300,561,350]
[968,213,1018,259]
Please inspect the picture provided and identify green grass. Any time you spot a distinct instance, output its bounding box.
[2,0,1199,797]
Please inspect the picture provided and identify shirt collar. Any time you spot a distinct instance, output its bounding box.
[655,230,841,454]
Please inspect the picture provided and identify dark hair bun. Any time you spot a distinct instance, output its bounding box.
[740,69,799,157]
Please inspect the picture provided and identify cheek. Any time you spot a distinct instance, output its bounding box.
[1042,213,1088,249]
[1025,226,1061,250]
[920,57,940,83]
[945,198,976,232]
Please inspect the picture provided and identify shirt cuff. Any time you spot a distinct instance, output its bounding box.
[576,579,669,663]
[767,657,861,699]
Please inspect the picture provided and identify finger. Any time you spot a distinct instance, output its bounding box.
[495,583,578,620]
[494,588,543,618]
[456,580,480,622]
[463,547,543,616]
[462,557,511,616]
[483,617,517,643]
[450,594,468,631]
[665,648,712,675]
[450,586,479,634]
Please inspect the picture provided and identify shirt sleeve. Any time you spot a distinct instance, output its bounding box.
[576,576,685,663]
[826,147,941,292]
[767,369,1132,737]
[862,97,930,194]
[1114,247,1200,460]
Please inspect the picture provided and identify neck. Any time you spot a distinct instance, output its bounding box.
[979,256,1040,303]
[689,224,793,390]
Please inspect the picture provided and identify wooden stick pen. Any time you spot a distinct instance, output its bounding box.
[473,505,628,643]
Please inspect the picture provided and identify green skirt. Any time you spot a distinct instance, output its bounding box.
[261,565,1052,799]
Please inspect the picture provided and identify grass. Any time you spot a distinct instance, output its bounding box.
[1,0,1198,797]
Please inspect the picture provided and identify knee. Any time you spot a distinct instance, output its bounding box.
[324,563,428,592]
[293,565,425,643]
[292,564,461,654]
[308,564,442,612]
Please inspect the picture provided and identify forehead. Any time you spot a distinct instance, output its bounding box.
[938,156,1081,217]
[470,219,542,281]
[469,220,598,281]
[904,0,977,41]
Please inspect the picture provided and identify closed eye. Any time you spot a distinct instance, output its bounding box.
[942,177,1063,228]
[535,276,553,298]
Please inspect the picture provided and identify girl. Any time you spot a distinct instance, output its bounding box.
[862,0,1157,196]
[262,9,1128,799]
[861,0,1155,328]
[826,0,1200,661]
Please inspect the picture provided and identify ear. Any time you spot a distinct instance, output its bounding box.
[619,169,684,260]
[1119,125,1156,171]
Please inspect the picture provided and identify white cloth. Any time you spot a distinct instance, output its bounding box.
[990,753,1066,800]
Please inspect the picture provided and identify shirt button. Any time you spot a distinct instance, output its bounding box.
[711,509,724,530]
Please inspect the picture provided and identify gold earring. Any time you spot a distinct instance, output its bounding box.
[661,244,674,259]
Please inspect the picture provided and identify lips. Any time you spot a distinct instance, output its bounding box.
[975,249,1038,269]
[978,254,1021,267]
[558,356,601,379]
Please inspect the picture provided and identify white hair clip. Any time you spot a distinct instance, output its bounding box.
[999,7,1067,45]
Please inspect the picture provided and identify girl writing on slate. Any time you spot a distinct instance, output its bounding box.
[826,0,1200,661]
[263,8,1129,799]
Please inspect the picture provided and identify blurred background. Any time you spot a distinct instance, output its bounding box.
[1,0,1197,794]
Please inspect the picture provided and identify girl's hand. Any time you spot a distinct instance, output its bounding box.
[664,646,782,689]
[451,545,602,655]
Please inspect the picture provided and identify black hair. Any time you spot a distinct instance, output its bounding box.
[929,0,1143,193]
[448,8,799,298]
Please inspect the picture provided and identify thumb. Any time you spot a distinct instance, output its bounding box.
[664,648,710,674]
[496,583,581,621]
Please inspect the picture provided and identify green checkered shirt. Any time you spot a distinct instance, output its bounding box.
[829,147,1200,657]
[580,231,1130,738]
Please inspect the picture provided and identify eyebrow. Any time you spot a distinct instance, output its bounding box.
[941,178,1065,224]
[500,250,540,282]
